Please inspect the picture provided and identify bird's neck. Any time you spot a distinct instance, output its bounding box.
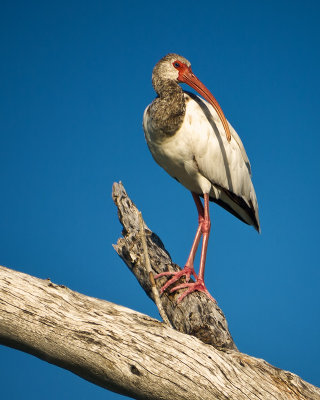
[149,79,186,138]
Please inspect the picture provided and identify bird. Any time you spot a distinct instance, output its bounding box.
[143,53,260,303]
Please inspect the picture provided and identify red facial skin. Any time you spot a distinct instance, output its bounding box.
[172,60,231,142]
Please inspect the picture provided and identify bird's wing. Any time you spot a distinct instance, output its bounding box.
[183,92,259,230]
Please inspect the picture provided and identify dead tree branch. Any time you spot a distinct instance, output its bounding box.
[0,182,319,399]
[112,181,237,350]
[0,265,319,399]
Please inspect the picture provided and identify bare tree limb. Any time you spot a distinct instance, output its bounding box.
[138,211,172,326]
[0,265,319,400]
[0,182,319,399]
[112,181,237,351]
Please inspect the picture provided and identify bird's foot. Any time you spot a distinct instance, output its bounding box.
[154,265,196,295]
[170,279,216,304]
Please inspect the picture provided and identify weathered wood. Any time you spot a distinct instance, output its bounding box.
[1,265,319,400]
[138,211,172,326]
[112,181,237,350]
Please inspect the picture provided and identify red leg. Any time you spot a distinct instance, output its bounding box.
[155,192,216,303]
[184,192,205,274]
[169,193,216,303]
[198,192,211,282]
[154,193,203,292]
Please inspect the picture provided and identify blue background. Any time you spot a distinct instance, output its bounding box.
[1,1,319,398]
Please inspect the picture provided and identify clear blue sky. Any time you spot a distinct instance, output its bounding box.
[1,1,319,398]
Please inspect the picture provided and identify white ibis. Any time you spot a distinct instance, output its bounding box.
[143,53,260,303]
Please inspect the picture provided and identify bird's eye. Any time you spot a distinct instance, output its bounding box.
[173,61,181,69]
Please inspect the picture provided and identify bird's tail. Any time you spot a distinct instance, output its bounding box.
[209,188,260,232]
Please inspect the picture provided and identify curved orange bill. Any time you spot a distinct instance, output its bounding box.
[180,68,231,142]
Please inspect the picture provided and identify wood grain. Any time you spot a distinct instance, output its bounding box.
[0,265,319,399]
[112,181,237,350]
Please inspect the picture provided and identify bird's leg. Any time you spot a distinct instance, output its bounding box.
[180,192,205,277]
[154,192,204,294]
[170,193,216,303]
[197,192,211,283]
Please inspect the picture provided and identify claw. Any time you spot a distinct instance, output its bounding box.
[170,280,216,303]
[154,267,215,303]
[154,265,196,294]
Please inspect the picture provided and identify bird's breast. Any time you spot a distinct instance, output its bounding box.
[144,98,213,194]
[143,91,260,230]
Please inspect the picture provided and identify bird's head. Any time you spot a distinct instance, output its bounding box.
[152,53,191,83]
[152,53,231,142]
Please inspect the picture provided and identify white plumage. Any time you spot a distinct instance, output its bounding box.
[144,91,259,230]
[143,53,259,303]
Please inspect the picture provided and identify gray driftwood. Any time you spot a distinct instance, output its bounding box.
[112,181,236,351]
[0,265,319,400]
[0,182,319,399]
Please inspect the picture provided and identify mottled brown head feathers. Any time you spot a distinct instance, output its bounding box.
[152,53,191,94]
[146,54,191,138]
